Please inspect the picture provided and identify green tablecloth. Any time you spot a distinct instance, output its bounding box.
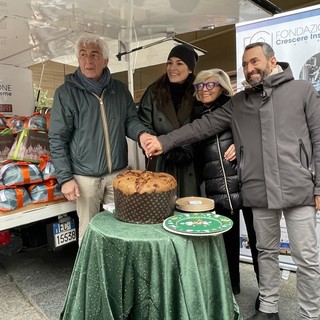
[60,211,243,320]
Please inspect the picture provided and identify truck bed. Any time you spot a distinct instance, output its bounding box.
[0,200,76,231]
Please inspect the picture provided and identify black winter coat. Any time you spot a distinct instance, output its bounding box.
[193,94,242,211]
[138,83,200,198]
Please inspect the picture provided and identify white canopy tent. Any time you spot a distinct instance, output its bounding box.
[0,0,271,69]
[0,0,271,169]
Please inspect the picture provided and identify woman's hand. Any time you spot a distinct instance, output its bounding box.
[224,144,236,161]
[143,136,164,157]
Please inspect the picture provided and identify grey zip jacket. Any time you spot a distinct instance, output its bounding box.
[158,62,320,209]
[49,72,149,186]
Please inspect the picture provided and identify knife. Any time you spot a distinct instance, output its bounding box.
[146,156,152,170]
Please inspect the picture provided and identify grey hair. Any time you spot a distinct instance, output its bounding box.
[244,42,275,59]
[75,34,110,59]
[193,68,234,100]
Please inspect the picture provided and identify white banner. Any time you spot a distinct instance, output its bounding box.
[0,65,34,116]
[236,4,320,92]
[236,5,320,270]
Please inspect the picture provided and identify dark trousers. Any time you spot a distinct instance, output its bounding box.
[215,205,259,288]
[242,207,259,283]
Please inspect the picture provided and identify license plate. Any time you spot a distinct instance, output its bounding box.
[53,219,77,248]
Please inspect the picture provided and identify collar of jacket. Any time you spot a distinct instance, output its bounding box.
[153,82,195,128]
[193,94,230,118]
[243,62,292,95]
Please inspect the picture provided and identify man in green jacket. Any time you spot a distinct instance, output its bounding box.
[142,42,320,320]
[49,35,151,244]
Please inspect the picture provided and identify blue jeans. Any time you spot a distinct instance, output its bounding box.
[252,206,320,319]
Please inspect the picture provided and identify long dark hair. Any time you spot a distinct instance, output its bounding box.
[152,73,196,112]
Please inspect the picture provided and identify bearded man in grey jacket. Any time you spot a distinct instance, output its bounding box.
[142,42,320,320]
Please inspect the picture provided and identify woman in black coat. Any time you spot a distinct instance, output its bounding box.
[193,68,259,297]
[138,44,201,197]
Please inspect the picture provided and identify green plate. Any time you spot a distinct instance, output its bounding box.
[163,212,233,236]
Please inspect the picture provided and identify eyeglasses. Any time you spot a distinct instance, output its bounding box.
[194,82,220,91]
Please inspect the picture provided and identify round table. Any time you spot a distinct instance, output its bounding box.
[60,211,243,320]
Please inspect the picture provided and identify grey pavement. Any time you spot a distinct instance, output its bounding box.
[0,243,77,320]
[0,243,315,320]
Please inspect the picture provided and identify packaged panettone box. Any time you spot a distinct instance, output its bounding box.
[0,161,43,187]
[38,155,56,181]
[8,129,50,163]
[0,129,15,164]
[28,180,64,203]
[24,113,50,131]
[0,187,31,211]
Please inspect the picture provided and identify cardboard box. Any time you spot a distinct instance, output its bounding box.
[0,130,15,164]
[8,129,50,163]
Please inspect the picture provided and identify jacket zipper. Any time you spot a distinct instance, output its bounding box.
[216,135,234,214]
[238,146,244,188]
[93,92,113,173]
[299,139,315,183]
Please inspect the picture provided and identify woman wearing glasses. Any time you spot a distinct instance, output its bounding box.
[138,44,200,197]
[193,69,260,301]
